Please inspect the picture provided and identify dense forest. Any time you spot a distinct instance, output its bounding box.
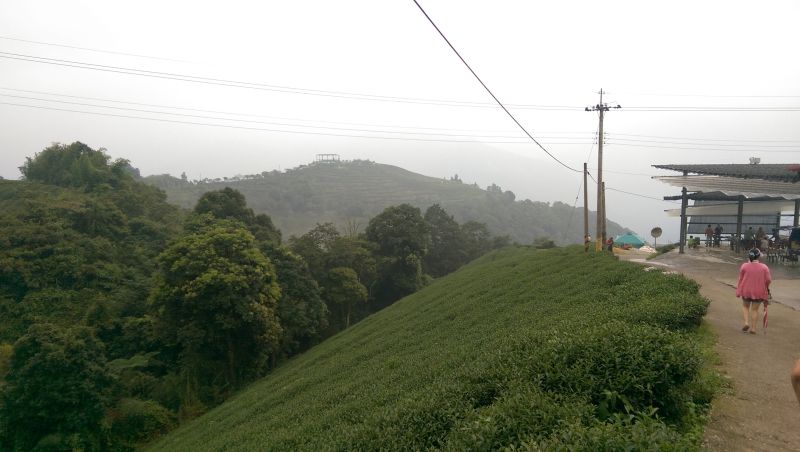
[143,160,629,245]
[0,142,517,450]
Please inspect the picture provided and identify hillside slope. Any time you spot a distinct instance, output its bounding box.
[143,161,627,244]
[150,247,711,451]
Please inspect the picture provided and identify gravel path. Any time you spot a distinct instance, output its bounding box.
[621,247,800,451]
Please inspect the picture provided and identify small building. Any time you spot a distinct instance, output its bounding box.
[315,154,341,164]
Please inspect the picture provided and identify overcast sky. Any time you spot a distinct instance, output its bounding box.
[1,0,799,242]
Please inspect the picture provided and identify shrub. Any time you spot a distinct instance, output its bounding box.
[497,321,702,423]
[443,382,591,451]
[526,414,698,451]
[108,398,176,446]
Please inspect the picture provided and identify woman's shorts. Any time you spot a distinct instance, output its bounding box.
[743,297,765,303]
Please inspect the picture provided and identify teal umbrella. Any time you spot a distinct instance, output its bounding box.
[614,232,646,248]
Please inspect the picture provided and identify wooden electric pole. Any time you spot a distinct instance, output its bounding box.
[586,89,621,251]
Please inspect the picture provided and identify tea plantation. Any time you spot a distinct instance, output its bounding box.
[150,246,714,450]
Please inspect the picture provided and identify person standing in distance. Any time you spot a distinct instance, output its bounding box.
[736,248,772,334]
[704,224,714,247]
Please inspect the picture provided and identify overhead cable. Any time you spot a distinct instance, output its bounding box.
[0,86,538,135]
[0,100,590,145]
[607,132,800,144]
[0,51,583,110]
[0,35,187,62]
[410,0,580,172]
[0,93,538,139]
[607,142,800,153]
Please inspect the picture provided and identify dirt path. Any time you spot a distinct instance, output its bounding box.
[620,247,800,451]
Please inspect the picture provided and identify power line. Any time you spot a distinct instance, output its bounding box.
[586,170,676,203]
[0,86,536,135]
[620,106,800,112]
[0,51,585,110]
[5,36,799,103]
[587,172,677,203]
[0,35,188,62]
[0,86,599,137]
[565,175,583,233]
[566,138,597,233]
[4,50,796,112]
[0,100,594,146]
[607,142,800,153]
[607,132,800,144]
[610,137,800,148]
[0,92,600,143]
[0,93,541,140]
[629,92,800,99]
[606,186,680,203]
[410,0,580,173]
[588,167,659,177]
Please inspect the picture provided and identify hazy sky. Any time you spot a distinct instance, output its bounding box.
[1,0,799,242]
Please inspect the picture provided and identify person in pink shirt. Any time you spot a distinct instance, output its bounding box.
[793,360,800,406]
[736,248,772,334]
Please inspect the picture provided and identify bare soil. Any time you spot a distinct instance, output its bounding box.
[620,246,800,451]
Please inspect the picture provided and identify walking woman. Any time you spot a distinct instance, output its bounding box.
[736,248,772,334]
[792,359,800,406]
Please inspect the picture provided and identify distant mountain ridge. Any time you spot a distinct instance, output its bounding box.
[143,160,628,244]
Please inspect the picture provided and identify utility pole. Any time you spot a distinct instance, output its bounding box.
[586,89,621,251]
[583,162,589,252]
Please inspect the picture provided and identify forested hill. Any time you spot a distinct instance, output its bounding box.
[143,160,628,244]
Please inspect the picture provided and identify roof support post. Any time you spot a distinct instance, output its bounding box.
[794,199,799,228]
[679,186,688,254]
[735,196,744,253]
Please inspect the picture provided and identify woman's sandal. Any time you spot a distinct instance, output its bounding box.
[742,325,750,332]
[749,330,757,335]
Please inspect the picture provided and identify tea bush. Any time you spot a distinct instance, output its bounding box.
[150,246,714,451]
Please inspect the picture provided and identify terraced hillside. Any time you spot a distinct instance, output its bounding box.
[150,246,714,451]
[143,161,627,244]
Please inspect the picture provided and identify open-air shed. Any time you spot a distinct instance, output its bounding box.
[653,163,800,253]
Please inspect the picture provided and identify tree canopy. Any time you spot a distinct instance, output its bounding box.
[424,204,467,277]
[194,187,281,245]
[20,142,131,191]
[1,324,111,451]
[324,267,367,329]
[366,204,429,304]
[149,216,282,392]
[365,204,429,258]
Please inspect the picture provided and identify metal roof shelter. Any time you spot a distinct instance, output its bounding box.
[653,164,800,253]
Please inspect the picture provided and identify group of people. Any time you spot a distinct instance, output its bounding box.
[742,226,770,251]
[582,235,615,253]
[734,246,800,406]
[702,224,777,252]
[703,224,725,247]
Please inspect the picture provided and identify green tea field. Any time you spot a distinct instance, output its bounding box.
[150,246,713,451]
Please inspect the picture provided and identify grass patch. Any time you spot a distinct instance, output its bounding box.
[149,246,715,451]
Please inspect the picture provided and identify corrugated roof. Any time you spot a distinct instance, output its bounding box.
[653,164,800,182]
[662,191,786,201]
[664,200,795,217]
[654,175,800,199]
